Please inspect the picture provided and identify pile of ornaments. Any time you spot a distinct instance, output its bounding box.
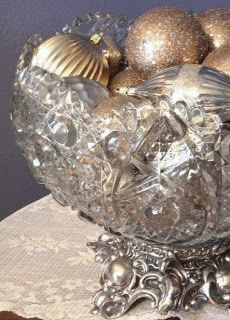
[11,7,230,246]
[111,6,230,86]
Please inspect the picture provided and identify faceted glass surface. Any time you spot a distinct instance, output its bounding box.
[62,12,132,53]
[11,22,230,248]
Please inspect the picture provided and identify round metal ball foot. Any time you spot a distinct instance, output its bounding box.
[89,234,230,319]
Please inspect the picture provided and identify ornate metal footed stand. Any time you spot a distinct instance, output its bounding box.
[89,234,230,319]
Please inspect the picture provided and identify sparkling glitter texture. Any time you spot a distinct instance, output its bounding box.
[199,8,230,50]
[203,45,230,76]
[108,68,144,94]
[11,11,230,249]
[126,7,209,78]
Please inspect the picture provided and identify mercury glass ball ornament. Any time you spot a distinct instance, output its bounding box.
[199,8,230,50]
[203,45,230,76]
[125,7,209,78]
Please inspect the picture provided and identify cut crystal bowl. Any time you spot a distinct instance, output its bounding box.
[11,14,230,250]
[11,11,230,319]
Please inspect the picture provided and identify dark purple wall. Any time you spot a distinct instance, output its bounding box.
[0,0,229,220]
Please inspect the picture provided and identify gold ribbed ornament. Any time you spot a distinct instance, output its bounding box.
[31,33,120,86]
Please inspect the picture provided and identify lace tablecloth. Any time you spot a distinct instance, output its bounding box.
[0,195,229,320]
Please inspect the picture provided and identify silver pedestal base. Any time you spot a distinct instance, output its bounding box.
[89,234,230,319]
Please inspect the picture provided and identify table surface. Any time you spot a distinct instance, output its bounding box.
[0,195,229,320]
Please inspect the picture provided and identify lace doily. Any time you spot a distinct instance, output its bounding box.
[0,195,229,320]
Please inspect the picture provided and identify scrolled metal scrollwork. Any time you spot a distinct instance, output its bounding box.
[202,250,230,309]
[89,234,230,318]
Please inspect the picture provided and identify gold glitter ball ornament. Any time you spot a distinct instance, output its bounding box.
[125,6,209,78]
[199,8,230,50]
[31,33,121,86]
[95,95,139,118]
[108,68,144,94]
[203,45,230,76]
